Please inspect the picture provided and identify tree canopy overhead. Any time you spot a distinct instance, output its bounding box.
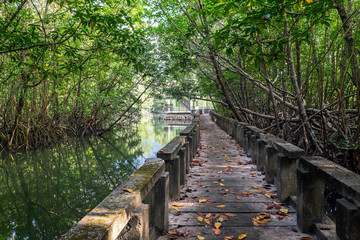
[147,0,360,170]
[1,0,359,169]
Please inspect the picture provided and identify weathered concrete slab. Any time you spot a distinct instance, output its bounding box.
[159,226,314,240]
[157,136,186,160]
[169,212,297,227]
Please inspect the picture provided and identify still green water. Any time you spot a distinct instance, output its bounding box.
[0,116,188,240]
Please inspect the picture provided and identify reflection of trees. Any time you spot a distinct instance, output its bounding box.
[0,128,143,240]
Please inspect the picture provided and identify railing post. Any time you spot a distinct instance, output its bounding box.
[265,145,278,183]
[183,142,190,173]
[257,139,267,171]
[119,204,149,240]
[251,135,259,165]
[297,167,324,232]
[153,172,169,235]
[276,154,298,202]
[246,131,253,156]
[178,147,186,186]
[336,198,360,240]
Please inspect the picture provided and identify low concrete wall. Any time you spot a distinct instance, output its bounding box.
[210,111,360,240]
[60,116,201,240]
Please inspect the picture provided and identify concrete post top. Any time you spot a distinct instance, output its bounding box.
[180,124,197,136]
[157,136,186,160]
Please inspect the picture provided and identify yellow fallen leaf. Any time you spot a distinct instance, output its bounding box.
[123,188,134,193]
[225,236,234,240]
[265,193,271,198]
[306,0,313,3]
[214,222,221,229]
[173,204,184,207]
[206,213,212,218]
[219,183,225,186]
[238,234,247,239]
[168,231,178,235]
[171,206,179,211]
[204,218,211,225]
[199,199,207,203]
[280,208,289,214]
[197,233,205,240]
[86,208,91,212]
[197,216,204,222]
[217,205,226,208]
[213,181,219,183]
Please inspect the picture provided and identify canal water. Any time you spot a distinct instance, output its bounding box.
[0,116,189,240]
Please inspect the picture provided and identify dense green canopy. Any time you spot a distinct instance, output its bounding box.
[1,0,359,169]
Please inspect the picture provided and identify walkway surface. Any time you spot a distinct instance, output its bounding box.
[159,114,315,240]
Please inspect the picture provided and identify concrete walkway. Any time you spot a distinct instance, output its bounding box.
[159,114,315,240]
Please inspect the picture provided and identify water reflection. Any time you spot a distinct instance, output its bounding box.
[0,116,187,240]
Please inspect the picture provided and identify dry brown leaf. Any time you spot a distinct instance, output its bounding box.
[122,188,134,193]
[238,234,247,239]
[225,213,237,217]
[197,233,205,240]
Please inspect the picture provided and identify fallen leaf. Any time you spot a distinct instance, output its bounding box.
[168,231,178,235]
[197,216,204,222]
[122,188,134,193]
[214,222,222,229]
[204,218,211,225]
[236,196,242,200]
[174,212,182,216]
[216,205,226,208]
[280,208,289,214]
[220,215,229,221]
[197,233,205,240]
[198,212,206,216]
[320,226,331,230]
[173,204,184,207]
[159,149,164,153]
[86,208,91,212]
[206,213,212,218]
[171,206,179,211]
[238,234,247,239]
[214,228,221,235]
[225,236,234,240]
[217,217,224,222]
[199,199,207,203]
[225,213,237,217]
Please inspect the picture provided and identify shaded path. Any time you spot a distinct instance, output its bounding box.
[159,114,314,240]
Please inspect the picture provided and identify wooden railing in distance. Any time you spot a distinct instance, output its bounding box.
[60,115,201,240]
[210,111,360,240]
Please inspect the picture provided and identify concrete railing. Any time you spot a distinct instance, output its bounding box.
[210,111,360,240]
[60,116,201,240]
[157,116,200,200]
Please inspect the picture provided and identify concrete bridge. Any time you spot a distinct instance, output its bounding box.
[60,112,360,240]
